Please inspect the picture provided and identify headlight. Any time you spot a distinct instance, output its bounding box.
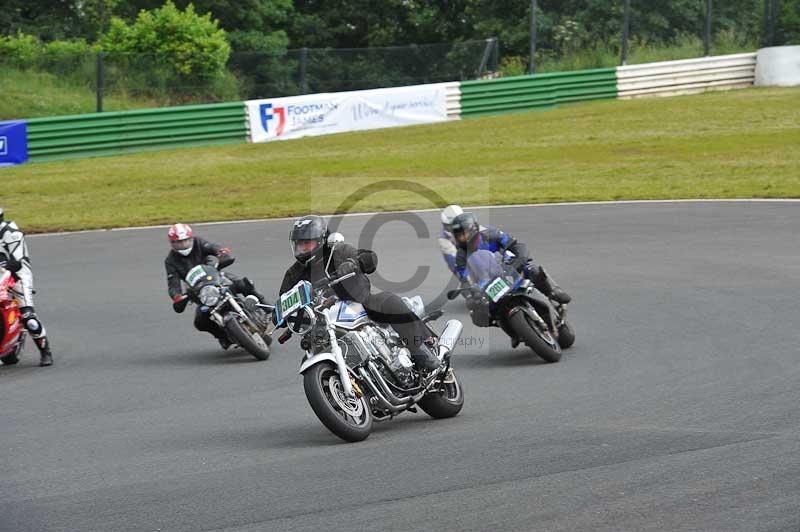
[199,285,221,306]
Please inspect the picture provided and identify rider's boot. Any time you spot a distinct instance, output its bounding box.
[410,338,443,372]
[208,325,232,350]
[240,277,269,305]
[530,267,571,305]
[36,337,53,367]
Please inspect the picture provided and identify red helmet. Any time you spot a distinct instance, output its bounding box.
[168,223,194,256]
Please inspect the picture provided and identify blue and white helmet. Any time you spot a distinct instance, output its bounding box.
[440,205,463,232]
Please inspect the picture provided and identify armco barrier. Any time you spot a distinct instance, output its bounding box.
[459,68,617,118]
[27,102,247,162]
[617,53,756,99]
[444,82,462,119]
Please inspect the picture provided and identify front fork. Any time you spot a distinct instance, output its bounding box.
[327,326,355,398]
[209,294,259,331]
[553,302,568,330]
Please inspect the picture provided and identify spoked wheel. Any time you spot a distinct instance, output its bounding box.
[418,368,464,419]
[225,318,270,361]
[303,362,372,442]
[509,310,562,363]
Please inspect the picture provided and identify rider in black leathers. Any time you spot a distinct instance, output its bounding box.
[278,215,442,371]
[165,223,268,349]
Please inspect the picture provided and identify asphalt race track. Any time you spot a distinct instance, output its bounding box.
[2,201,799,532]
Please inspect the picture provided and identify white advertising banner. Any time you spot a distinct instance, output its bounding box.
[246,83,450,143]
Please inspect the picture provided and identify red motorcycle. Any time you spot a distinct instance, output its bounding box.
[0,267,26,365]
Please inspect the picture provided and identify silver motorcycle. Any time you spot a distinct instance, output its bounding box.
[274,241,465,442]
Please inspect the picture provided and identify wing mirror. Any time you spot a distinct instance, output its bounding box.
[327,232,344,246]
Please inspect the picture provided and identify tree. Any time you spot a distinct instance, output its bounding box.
[99,1,230,77]
[113,0,291,52]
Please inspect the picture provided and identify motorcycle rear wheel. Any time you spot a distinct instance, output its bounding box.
[303,362,372,443]
[225,318,270,361]
[1,353,19,365]
[509,310,562,363]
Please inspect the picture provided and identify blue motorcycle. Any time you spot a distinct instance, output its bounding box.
[447,250,575,363]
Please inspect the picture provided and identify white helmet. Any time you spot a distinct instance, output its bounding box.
[441,205,463,231]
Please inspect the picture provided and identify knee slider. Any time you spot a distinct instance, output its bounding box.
[22,310,44,337]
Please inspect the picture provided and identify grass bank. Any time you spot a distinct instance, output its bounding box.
[3,87,799,233]
[0,67,159,120]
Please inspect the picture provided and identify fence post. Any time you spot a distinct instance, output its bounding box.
[770,0,779,45]
[477,38,496,77]
[529,0,537,74]
[96,51,105,113]
[704,0,712,56]
[491,37,499,73]
[300,47,308,94]
[620,0,631,65]
[764,0,777,46]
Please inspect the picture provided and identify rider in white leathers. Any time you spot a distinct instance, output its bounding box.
[0,207,53,366]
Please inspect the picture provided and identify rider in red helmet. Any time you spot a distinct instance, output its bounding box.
[165,223,269,349]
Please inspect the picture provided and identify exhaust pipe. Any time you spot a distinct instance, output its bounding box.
[357,367,406,413]
[437,319,463,359]
[366,361,412,406]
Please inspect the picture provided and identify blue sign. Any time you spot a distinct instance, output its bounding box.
[0,121,28,167]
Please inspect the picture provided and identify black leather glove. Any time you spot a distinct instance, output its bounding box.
[509,256,530,272]
[336,258,359,278]
[4,256,21,273]
[172,294,189,313]
[204,255,220,268]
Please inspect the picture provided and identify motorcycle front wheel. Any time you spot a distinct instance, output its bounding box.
[303,362,372,443]
[225,318,270,361]
[508,309,562,363]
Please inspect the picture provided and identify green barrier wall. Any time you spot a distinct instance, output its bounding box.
[26,102,247,162]
[460,68,618,118]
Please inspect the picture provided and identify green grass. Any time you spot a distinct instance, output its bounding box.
[3,86,799,233]
[0,67,159,120]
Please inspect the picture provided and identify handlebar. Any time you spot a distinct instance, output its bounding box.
[446,289,464,300]
[447,285,482,300]
[278,329,293,344]
[313,271,356,291]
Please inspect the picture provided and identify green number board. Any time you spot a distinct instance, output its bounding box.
[486,277,510,302]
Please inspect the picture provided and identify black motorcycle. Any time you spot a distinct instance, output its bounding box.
[181,264,272,361]
[448,249,575,363]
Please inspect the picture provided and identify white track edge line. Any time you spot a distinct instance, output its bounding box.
[29,198,800,238]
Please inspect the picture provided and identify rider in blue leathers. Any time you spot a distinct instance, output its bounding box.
[449,211,571,305]
[438,205,464,276]
[439,205,488,283]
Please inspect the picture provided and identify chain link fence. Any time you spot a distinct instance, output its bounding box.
[1,39,498,116]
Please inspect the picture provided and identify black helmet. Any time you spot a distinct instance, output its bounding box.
[450,212,481,251]
[290,215,328,264]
